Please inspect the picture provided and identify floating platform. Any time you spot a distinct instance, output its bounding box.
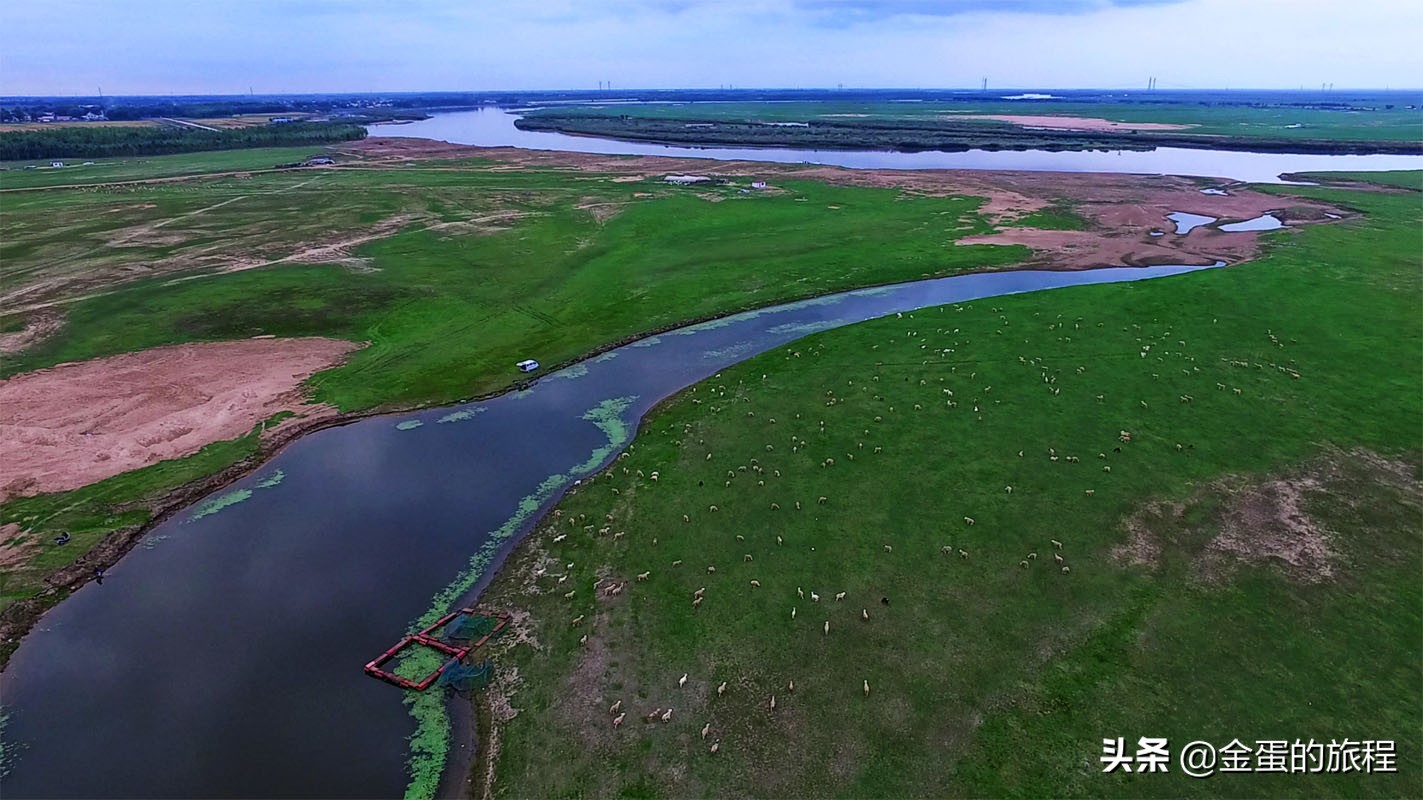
[364,608,511,690]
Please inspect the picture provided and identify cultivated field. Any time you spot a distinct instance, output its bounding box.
[475,176,1422,798]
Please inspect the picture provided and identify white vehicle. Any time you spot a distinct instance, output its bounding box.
[516,359,540,373]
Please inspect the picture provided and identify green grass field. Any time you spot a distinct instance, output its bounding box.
[477,178,1422,798]
[526,100,1423,142]
[0,148,1024,620]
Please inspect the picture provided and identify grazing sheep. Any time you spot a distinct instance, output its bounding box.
[863,679,871,696]
[959,549,969,559]
[823,621,830,635]
[811,592,820,602]
[795,501,802,510]
[1233,387,1242,395]
[717,681,727,697]
[769,695,776,712]
[818,496,828,505]
[1085,489,1095,496]
[1027,552,1038,560]
[1005,486,1013,494]
[579,634,588,646]
[672,559,683,567]
[645,708,662,723]
[613,713,625,727]
[682,515,690,523]
[661,708,673,723]
[1020,560,1029,568]
[610,699,622,715]
[1051,539,1063,549]
[1062,565,1071,574]
[637,571,650,582]
[861,609,870,621]
[564,590,576,599]
[1053,554,1064,564]
[710,740,720,754]
[883,544,893,553]
[835,591,846,601]
[679,673,688,689]
[744,554,753,562]
[701,723,711,739]
[552,534,567,544]
[941,545,953,555]
[798,587,805,599]
[750,579,761,588]
[777,535,783,545]
[693,587,706,597]
[692,596,703,609]
[709,505,719,512]
[791,607,797,619]
[571,615,584,626]
[770,502,780,510]
[964,517,975,526]
[1103,466,1112,473]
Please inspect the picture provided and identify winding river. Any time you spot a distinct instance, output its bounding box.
[367,107,1423,184]
[2,263,1215,797]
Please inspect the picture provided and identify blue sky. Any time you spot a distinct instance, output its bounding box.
[2,0,1419,95]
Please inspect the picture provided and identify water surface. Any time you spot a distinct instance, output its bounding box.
[368,107,1423,184]
[1,263,1215,798]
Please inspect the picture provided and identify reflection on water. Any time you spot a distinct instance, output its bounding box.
[2,263,1217,799]
[1167,211,1218,234]
[368,107,1423,184]
[1219,214,1285,232]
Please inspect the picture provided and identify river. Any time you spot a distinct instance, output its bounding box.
[2,263,1214,798]
[367,107,1423,184]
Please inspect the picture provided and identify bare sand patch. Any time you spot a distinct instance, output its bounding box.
[0,523,38,569]
[0,337,360,499]
[955,114,1195,132]
[0,311,64,355]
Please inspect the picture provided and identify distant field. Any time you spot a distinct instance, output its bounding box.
[0,146,331,188]
[526,99,1423,142]
[0,120,156,132]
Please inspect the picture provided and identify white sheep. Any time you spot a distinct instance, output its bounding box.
[710,740,720,754]
[811,592,820,602]
[564,590,576,599]
[717,681,727,697]
[835,591,846,601]
[613,713,625,727]
[637,571,650,582]
[679,673,688,689]
[661,708,673,723]
[750,579,761,588]
[571,615,584,626]
[883,544,893,553]
[769,695,776,712]
[610,699,622,715]
[861,609,870,621]
[823,620,830,635]
[964,517,975,526]
[863,679,871,696]
[701,723,711,739]
[1051,539,1063,549]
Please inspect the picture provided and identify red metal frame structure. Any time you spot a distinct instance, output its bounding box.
[364,609,511,690]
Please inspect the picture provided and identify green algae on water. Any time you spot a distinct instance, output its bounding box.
[398,395,638,800]
[437,407,485,424]
[396,420,424,431]
[255,469,285,489]
[188,488,253,522]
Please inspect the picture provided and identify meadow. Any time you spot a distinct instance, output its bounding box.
[476,177,1421,798]
[524,99,1423,143]
[0,147,1024,624]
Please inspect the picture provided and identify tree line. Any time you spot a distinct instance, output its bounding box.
[0,122,367,161]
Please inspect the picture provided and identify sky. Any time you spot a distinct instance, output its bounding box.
[2,0,1420,96]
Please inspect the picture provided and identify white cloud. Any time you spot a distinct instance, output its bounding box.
[1,0,1418,94]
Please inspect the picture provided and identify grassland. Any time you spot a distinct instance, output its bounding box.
[0,146,1026,626]
[525,99,1423,143]
[475,177,1422,798]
